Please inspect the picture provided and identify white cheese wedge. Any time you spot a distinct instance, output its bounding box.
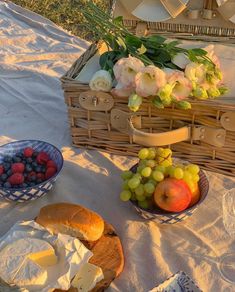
[0,238,57,287]
[71,263,104,292]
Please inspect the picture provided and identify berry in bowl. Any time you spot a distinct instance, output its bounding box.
[120,147,209,224]
[0,140,63,202]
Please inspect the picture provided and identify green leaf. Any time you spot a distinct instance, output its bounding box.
[137,44,147,54]
[113,16,123,26]
[166,40,180,49]
[145,35,166,44]
[125,35,142,48]
[190,48,207,56]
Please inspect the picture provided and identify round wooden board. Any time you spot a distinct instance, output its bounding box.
[54,221,124,292]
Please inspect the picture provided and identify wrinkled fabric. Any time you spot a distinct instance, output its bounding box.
[0,1,235,292]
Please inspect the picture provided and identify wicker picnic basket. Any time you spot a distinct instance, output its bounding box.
[61,0,235,177]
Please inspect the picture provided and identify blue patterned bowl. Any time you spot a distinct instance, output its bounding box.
[0,140,63,202]
[130,164,209,224]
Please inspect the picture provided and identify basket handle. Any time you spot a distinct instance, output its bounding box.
[128,116,190,146]
[110,109,226,147]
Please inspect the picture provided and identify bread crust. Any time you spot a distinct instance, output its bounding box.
[36,203,104,241]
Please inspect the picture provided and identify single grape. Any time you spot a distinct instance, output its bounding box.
[138,200,149,209]
[121,170,133,180]
[156,147,164,156]
[122,180,130,190]
[138,148,149,160]
[136,194,146,202]
[135,184,145,196]
[147,148,156,159]
[141,167,152,178]
[173,167,184,179]
[183,170,192,183]
[133,173,142,181]
[138,159,148,167]
[186,181,195,192]
[146,159,156,168]
[154,165,166,175]
[186,164,200,175]
[128,178,140,189]
[152,170,164,182]
[162,148,172,158]
[159,158,172,167]
[137,165,145,173]
[145,192,153,198]
[144,182,155,194]
[120,190,132,201]
[147,179,157,186]
[192,174,200,183]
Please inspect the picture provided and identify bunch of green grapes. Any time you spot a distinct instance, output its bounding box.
[120,147,200,208]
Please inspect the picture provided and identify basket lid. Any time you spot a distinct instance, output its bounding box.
[112,0,235,42]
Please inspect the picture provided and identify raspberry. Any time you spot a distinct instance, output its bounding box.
[47,160,57,170]
[8,173,24,185]
[0,165,4,176]
[23,147,34,158]
[36,173,45,181]
[11,163,25,174]
[37,152,50,165]
[45,167,57,179]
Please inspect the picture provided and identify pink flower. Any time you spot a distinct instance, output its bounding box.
[204,45,220,68]
[135,66,166,97]
[113,56,144,87]
[111,82,134,97]
[167,71,192,101]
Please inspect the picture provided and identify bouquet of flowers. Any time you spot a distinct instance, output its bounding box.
[82,2,228,112]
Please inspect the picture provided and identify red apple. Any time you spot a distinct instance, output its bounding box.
[154,178,192,212]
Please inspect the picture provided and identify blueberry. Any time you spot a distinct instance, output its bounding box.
[22,183,28,188]
[29,182,35,187]
[7,169,12,176]
[15,157,22,162]
[35,166,42,173]
[36,179,42,184]
[3,163,11,171]
[26,157,33,163]
[3,156,12,163]
[25,164,32,172]
[16,152,23,158]
[32,152,39,158]
[3,182,11,188]
[41,166,46,173]
[23,173,28,178]
[1,174,8,182]
[29,176,36,182]
[32,161,38,168]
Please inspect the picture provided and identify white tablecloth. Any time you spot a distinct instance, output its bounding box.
[0,1,235,291]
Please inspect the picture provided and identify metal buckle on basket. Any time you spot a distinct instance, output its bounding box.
[192,126,226,147]
[79,91,114,111]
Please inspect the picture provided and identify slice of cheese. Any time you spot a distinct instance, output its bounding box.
[71,263,104,292]
[0,238,57,287]
[28,247,57,267]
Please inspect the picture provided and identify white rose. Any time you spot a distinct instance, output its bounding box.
[185,62,206,84]
[89,70,112,92]
[135,65,166,97]
[113,56,144,87]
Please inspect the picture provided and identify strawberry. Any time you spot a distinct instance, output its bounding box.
[36,172,45,181]
[8,173,24,185]
[11,163,25,174]
[23,147,34,158]
[47,160,57,170]
[45,167,57,180]
[0,165,4,175]
[37,152,50,165]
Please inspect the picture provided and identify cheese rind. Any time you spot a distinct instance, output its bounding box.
[0,238,57,287]
[71,263,104,291]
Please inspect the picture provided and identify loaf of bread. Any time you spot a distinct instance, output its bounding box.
[36,203,104,242]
